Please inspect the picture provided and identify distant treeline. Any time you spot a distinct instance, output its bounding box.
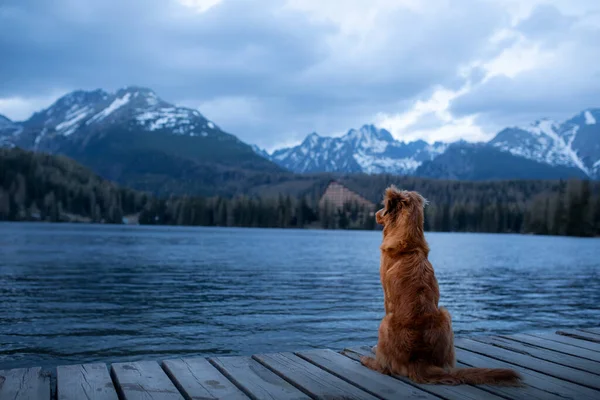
[1,148,599,237]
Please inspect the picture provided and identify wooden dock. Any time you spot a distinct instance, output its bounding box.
[2,327,600,399]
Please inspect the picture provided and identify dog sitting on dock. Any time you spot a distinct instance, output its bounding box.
[361,186,522,386]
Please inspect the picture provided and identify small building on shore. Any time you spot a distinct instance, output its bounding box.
[318,181,376,211]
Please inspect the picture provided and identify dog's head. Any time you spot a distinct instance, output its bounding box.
[376,185,428,252]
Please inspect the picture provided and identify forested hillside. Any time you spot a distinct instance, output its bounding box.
[1,148,599,236]
[0,148,151,223]
[338,174,600,236]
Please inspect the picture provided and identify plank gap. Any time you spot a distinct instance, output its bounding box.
[557,330,600,344]
[250,354,320,399]
[341,346,505,400]
[159,361,194,400]
[455,338,600,392]
[499,334,600,363]
[471,336,600,376]
[109,365,127,400]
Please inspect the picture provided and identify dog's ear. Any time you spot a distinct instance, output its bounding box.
[384,186,418,216]
[383,197,395,216]
[383,186,402,216]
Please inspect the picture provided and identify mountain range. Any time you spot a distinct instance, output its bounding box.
[254,110,600,180]
[0,87,287,196]
[258,125,448,175]
[1,86,598,197]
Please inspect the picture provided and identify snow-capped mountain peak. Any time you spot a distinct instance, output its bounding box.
[528,118,559,135]
[490,121,582,172]
[24,89,109,136]
[345,124,394,153]
[256,108,600,178]
[51,89,109,111]
[489,108,600,177]
[2,87,228,151]
[305,132,321,146]
[84,92,132,126]
[262,124,447,175]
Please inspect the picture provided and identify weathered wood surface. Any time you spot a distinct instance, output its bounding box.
[578,328,600,338]
[2,327,600,400]
[472,335,600,375]
[581,327,600,335]
[456,338,600,391]
[557,329,600,344]
[110,361,183,400]
[57,363,118,400]
[210,355,310,400]
[0,367,50,400]
[254,352,379,400]
[501,333,600,362]
[455,345,600,399]
[343,346,505,400]
[527,331,600,352]
[296,348,436,400]
[162,357,248,400]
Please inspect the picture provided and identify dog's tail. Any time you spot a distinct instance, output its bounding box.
[410,363,522,386]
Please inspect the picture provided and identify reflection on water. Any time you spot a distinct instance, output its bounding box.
[0,222,599,369]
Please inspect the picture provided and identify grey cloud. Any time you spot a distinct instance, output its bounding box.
[0,0,332,97]
[517,4,577,42]
[2,0,509,146]
[450,5,600,130]
[451,71,600,129]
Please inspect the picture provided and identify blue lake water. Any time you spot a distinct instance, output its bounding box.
[0,222,599,369]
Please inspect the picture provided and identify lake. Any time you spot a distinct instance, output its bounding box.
[0,222,599,369]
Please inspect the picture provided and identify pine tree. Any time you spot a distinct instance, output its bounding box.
[553,183,566,236]
[0,188,10,220]
[565,179,584,236]
[579,180,592,236]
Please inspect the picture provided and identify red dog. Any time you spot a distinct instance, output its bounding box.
[361,186,522,385]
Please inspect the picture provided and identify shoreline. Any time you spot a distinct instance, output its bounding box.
[2,219,599,238]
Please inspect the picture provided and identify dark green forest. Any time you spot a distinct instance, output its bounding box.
[1,148,599,237]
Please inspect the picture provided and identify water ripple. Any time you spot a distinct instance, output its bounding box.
[0,223,599,369]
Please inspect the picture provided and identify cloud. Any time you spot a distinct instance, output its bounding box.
[179,0,223,13]
[450,2,600,128]
[1,0,598,147]
[0,92,66,121]
[376,86,489,143]
[357,0,600,144]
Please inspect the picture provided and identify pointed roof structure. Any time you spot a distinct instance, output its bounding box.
[319,180,375,210]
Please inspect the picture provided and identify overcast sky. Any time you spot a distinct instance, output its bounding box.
[1,0,599,150]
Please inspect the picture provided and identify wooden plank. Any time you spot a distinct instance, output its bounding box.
[456,346,600,399]
[581,327,600,335]
[57,363,118,400]
[253,352,379,400]
[578,329,600,338]
[501,333,600,363]
[527,332,600,353]
[111,361,183,400]
[473,335,600,375]
[0,367,50,400]
[456,338,600,391]
[342,346,504,400]
[557,329,600,344]
[296,349,437,400]
[162,357,248,400]
[210,355,309,400]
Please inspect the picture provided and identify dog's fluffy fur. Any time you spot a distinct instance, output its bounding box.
[360,186,522,386]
